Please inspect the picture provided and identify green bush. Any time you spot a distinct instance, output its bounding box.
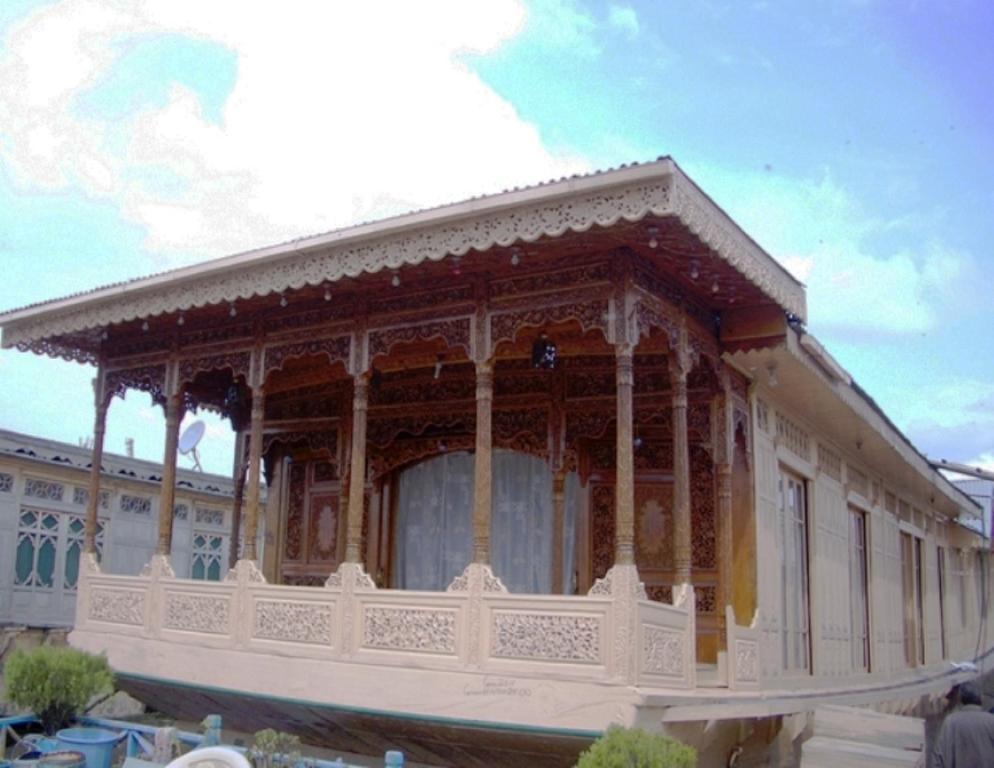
[576,725,697,768]
[4,646,114,734]
[249,729,303,768]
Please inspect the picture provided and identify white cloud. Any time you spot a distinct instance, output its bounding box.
[686,163,980,339]
[608,5,639,37]
[0,0,587,263]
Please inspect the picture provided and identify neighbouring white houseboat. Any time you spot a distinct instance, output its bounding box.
[0,428,237,627]
[0,158,989,767]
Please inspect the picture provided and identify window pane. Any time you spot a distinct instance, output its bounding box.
[38,539,56,587]
[65,542,81,589]
[15,537,34,585]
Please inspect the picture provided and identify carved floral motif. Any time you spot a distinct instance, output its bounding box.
[89,588,144,626]
[284,464,306,562]
[164,593,231,635]
[253,599,333,645]
[368,318,471,360]
[493,407,548,457]
[263,335,351,377]
[105,364,167,406]
[362,607,457,654]
[642,626,684,676]
[690,446,716,570]
[179,351,251,386]
[590,484,615,581]
[491,612,601,663]
[735,638,759,682]
[490,299,609,349]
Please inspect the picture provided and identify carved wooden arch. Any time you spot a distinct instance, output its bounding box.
[367,409,475,450]
[489,298,611,353]
[493,406,550,460]
[367,317,472,367]
[104,363,167,408]
[178,349,252,388]
[262,335,351,385]
[368,435,475,481]
[635,295,721,371]
[254,428,340,484]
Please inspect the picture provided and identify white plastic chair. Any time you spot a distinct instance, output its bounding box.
[164,747,253,768]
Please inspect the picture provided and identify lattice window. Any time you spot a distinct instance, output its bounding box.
[0,472,13,493]
[72,487,109,509]
[173,504,189,521]
[24,478,64,502]
[120,494,151,515]
[817,444,842,481]
[192,532,226,581]
[15,509,59,589]
[195,507,224,527]
[64,516,106,591]
[847,465,869,499]
[775,412,810,461]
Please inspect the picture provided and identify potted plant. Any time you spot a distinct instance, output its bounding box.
[4,646,114,735]
[575,725,697,768]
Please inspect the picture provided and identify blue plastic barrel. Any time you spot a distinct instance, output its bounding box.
[55,728,120,768]
[384,751,404,767]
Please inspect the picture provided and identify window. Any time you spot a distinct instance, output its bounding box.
[778,469,810,672]
[0,472,13,493]
[957,549,968,627]
[901,532,925,666]
[15,509,59,588]
[120,494,151,515]
[848,507,870,671]
[976,551,987,623]
[63,516,106,591]
[192,532,226,581]
[937,546,947,660]
[24,478,64,502]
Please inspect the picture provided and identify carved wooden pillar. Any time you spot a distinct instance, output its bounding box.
[671,335,692,585]
[242,387,265,561]
[615,344,635,565]
[345,375,369,562]
[473,360,494,564]
[84,370,108,554]
[156,390,182,556]
[715,378,734,650]
[228,433,246,566]
[552,469,566,593]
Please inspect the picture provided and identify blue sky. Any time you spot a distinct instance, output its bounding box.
[0,0,991,478]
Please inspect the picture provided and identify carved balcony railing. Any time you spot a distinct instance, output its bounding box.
[74,562,697,691]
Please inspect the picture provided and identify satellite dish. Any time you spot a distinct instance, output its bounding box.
[178,420,206,472]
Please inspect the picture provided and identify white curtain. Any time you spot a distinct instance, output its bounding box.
[393,450,578,593]
[393,452,473,591]
[491,451,553,594]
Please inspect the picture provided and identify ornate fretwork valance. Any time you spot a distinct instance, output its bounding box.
[2,162,806,362]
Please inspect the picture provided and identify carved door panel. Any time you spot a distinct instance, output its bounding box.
[635,481,674,603]
[280,459,341,586]
[308,494,339,564]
